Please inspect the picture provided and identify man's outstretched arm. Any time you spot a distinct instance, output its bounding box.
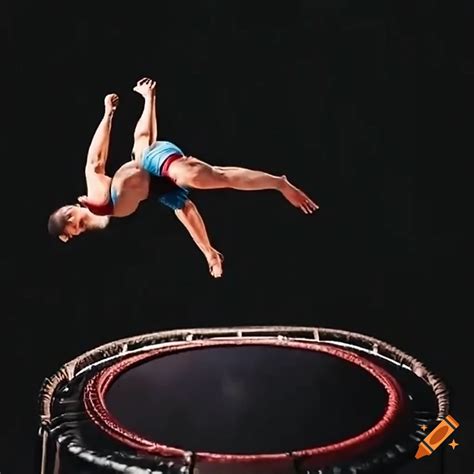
[174,200,223,278]
[85,94,118,176]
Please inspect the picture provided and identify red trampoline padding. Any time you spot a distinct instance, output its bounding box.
[84,339,406,468]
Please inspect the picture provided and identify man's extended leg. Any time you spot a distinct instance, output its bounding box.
[150,88,158,142]
[168,158,319,214]
[131,78,156,159]
[174,200,223,278]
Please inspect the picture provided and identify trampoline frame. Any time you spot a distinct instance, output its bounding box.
[38,326,449,474]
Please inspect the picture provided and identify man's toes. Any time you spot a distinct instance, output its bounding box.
[210,266,222,278]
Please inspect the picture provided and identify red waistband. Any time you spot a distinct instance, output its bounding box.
[161,153,183,177]
[83,200,114,216]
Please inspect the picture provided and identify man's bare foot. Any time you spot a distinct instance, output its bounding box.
[279,176,318,214]
[104,93,119,113]
[206,250,224,278]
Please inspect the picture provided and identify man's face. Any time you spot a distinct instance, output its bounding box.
[59,205,88,242]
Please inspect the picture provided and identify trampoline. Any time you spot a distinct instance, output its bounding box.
[38,326,449,474]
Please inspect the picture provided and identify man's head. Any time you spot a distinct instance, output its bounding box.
[47,204,109,242]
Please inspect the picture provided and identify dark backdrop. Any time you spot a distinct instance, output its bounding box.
[2,1,471,473]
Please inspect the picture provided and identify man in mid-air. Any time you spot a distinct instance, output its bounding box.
[48,78,318,278]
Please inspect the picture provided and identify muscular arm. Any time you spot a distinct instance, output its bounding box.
[174,200,223,278]
[85,94,118,176]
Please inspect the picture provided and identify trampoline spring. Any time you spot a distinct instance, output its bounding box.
[183,450,193,464]
[182,450,196,473]
[57,398,78,405]
[393,443,407,453]
[409,433,423,442]
[384,450,396,459]
[413,417,434,425]
[51,412,88,424]
[414,410,437,417]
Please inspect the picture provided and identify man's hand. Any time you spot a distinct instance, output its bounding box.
[133,77,156,98]
[104,93,119,113]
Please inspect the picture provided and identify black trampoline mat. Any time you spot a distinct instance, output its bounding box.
[104,345,388,454]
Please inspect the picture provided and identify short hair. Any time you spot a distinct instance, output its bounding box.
[47,207,69,238]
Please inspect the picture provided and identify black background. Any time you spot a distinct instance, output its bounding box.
[2,1,471,473]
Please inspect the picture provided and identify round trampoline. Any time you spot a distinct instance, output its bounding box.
[38,326,449,474]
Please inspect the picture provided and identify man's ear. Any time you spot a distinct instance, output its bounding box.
[59,235,69,243]
[64,208,73,220]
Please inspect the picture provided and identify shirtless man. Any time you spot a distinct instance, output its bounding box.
[48,78,318,277]
[48,90,224,277]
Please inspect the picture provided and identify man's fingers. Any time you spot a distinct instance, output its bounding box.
[135,78,156,90]
[136,77,149,86]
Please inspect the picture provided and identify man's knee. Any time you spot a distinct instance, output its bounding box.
[181,163,230,189]
[133,134,151,148]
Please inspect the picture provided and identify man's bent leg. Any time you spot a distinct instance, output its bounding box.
[174,200,223,278]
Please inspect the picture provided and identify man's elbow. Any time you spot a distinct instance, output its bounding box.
[85,160,105,175]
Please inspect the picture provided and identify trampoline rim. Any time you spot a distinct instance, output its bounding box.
[83,338,405,463]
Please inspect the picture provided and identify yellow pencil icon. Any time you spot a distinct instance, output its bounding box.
[415,415,459,459]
